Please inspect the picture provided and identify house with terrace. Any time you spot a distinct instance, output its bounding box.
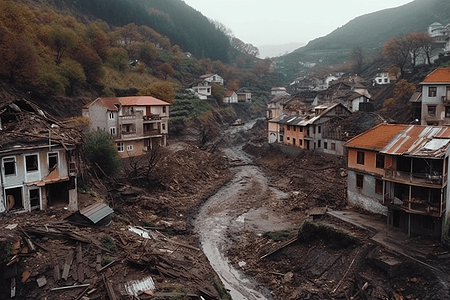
[82,96,170,158]
[345,124,450,239]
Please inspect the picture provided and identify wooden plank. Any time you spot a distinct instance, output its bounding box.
[50,284,90,291]
[62,250,74,281]
[103,275,118,300]
[77,245,84,282]
[260,237,298,259]
[96,255,101,272]
[25,238,36,252]
[54,265,61,281]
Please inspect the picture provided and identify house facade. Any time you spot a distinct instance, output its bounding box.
[0,100,79,213]
[192,81,212,98]
[420,68,450,126]
[223,91,238,103]
[373,72,391,85]
[269,103,352,155]
[271,87,287,95]
[200,73,223,85]
[82,96,170,158]
[345,124,450,239]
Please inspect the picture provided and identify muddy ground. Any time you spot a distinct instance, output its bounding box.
[1,117,450,300]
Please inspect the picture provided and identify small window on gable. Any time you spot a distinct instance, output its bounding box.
[109,112,115,120]
[48,153,58,170]
[3,157,16,176]
[25,154,38,172]
[357,151,365,165]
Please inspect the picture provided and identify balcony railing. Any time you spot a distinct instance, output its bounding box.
[144,129,161,136]
[143,115,161,121]
[384,194,445,216]
[120,114,136,120]
[385,168,443,186]
[121,131,137,138]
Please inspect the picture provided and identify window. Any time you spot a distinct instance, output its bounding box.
[127,145,134,151]
[336,106,342,114]
[356,174,364,188]
[109,112,115,120]
[375,179,383,194]
[300,127,303,132]
[293,126,296,131]
[428,105,436,117]
[428,87,437,97]
[287,125,291,131]
[117,142,124,152]
[3,157,16,176]
[300,140,303,146]
[293,138,296,146]
[376,154,385,169]
[25,155,38,172]
[384,78,388,83]
[162,123,166,131]
[110,127,116,135]
[446,106,450,118]
[318,126,321,134]
[48,153,58,169]
[163,106,167,113]
[324,142,328,149]
[287,137,290,141]
[318,140,321,148]
[357,151,365,165]
[331,143,336,151]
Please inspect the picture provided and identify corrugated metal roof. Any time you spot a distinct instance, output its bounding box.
[124,276,155,296]
[79,202,114,224]
[381,125,450,157]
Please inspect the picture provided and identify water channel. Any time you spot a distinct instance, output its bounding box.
[194,121,296,300]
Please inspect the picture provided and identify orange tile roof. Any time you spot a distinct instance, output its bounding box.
[421,68,450,83]
[224,91,235,97]
[83,96,170,110]
[345,123,408,150]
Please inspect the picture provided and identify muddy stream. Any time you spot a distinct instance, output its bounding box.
[194,121,297,300]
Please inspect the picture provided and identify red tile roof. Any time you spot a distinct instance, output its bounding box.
[345,124,408,150]
[421,68,450,83]
[82,96,169,110]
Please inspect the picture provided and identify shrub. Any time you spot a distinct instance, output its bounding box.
[85,130,121,177]
[101,257,112,266]
[298,221,356,248]
[101,235,116,251]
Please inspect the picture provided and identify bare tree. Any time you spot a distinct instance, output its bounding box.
[124,143,162,178]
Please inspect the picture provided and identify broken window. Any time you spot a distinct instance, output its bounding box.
[357,151,365,165]
[25,154,38,172]
[376,154,385,169]
[48,152,58,169]
[375,179,383,194]
[356,174,364,188]
[428,105,436,117]
[30,189,40,211]
[3,157,16,176]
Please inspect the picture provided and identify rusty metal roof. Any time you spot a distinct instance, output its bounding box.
[79,202,114,224]
[380,125,450,157]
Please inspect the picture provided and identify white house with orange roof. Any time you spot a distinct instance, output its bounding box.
[345,123,450,239]
[223,91,238,103]
[420,68,450,126]
[82,96,170,158]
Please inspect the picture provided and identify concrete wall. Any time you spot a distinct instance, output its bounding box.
[347,170,387,215]
[421,84,450,125]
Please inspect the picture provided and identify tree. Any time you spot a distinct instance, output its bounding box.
[382,36,412,75]
[49,25,77,65]
[106,47,128,71]
[156,62,175,79]
[350,47,365,74]
[57,59,86,96]
[405,31,433,67]
[124,143,161,178]
[85,130,121,177]
[138,82,175,103]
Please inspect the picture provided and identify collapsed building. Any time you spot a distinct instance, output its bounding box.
[0,99,83,213]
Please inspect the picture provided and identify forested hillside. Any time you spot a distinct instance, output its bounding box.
[283,0,450,66]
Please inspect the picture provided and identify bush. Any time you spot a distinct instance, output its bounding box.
[298,221,356,248]
[85,130,121,177]
[101,235,116,251]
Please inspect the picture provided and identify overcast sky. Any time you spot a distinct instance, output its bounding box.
[182,0,415,47]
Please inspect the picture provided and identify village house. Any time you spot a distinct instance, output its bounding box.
[236,88,252,102]
[200,73,223,85]
[223,91,238,104]
[268,103,352,155]
[373,72,391,85]
[345,124,450,239]
[420,68,450,126]
[271,87,287,95]
[0,100,81,213]
[82,96,170,158]
[266,94,292,120]
[191,80,211,99]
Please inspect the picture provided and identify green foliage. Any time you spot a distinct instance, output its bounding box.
[298,221,356,249]
[85,130,121,177]
[139,82,175,103]
[101,235,117,251]
[262,230,295,242]
[101,257,112,266]
[106,47,129,71]
[1,243,12,263]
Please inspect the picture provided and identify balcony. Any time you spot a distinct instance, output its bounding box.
[143,115,161,121]
[121,131,137,139]
[120,114,136,121]
[144,129,161,137]
[384,194,445,217]
[384,168,444,187]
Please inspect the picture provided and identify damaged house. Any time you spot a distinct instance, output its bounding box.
[346,124,450,239]
[0,100,81,213]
